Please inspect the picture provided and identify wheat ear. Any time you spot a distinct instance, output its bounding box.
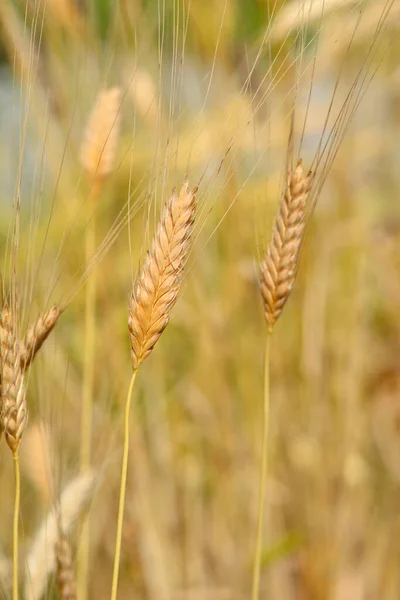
[20,305,62,371]
[56,532,76,600]
[260,159,313,332]
[128,180,197,369]
[253,159,313,600]
[111,180,197,600]
[0,305,27,453]
[80,87,121,182]
[78,86,121,600]
[25,471,95,600]
[0,305,27,600]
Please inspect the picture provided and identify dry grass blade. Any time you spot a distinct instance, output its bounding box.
[24,471,95,600]
[128,180,197,370]
[20,305,62,371]
[80,87,121,182]
[260,160,313,332]
[0,305,27,453]
[56,532,76,600]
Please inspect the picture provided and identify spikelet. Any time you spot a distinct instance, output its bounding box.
[260,160,313,332]
[0,305,27,453]
[128,180,197,370]
[20,305,62,371]
[80,87,121,181]
[56,532,76,600]
[127,67,158,124]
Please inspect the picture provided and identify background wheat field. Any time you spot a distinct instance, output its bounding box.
[0,0,400,599]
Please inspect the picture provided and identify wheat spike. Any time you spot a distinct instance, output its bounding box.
[25,471,95,600]
[260,160,313,331]
[20,305,62,371]
[80,87,121,181]
[56,532,76,600]
[0,305,27,453]
[128,180,197,370]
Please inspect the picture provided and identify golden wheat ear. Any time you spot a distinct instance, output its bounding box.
[128,180,197,370]
[20,305,62,371]
[260,159,313,332]
[56,532,76,600]
[0,305,27,453]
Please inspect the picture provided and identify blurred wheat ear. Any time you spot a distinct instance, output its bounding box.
[80,87,121,183]
[56,532,76,600]
[260,159,313,331]
[128,179,198,369]
[24,471,95,600]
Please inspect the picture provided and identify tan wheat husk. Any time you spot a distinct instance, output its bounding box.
[260,160,313,331]
[128,180,197,370]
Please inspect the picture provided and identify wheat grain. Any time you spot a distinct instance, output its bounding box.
[20,305,62,371]
[128,180,197,370]
[80,87,121,182]
[0,305,27,453]
[260,160,313,332]
[56,532,76,600]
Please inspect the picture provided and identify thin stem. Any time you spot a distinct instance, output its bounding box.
[252,331,272,600]
[78,180,101,600]
[13,451,20,600]
[110,369,138,600]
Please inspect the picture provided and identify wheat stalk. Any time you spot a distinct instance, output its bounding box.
[20,305,62,372]
[56,532,76,600]
[111,179,197,600]
[78,86,121,600]
[259,159,313,332]
[128,180,197,370]
[253,159,313,600]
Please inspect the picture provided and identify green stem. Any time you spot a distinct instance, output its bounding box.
[252,331,271,600]
[110,370,138,600]
[13,451,20,600]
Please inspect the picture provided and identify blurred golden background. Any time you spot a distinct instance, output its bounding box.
[0,0,400,598]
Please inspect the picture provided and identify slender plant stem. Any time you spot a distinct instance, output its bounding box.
[78,181,101,600]
[110,369,138,600]
[13,451,20,600]
[252,331,272,600]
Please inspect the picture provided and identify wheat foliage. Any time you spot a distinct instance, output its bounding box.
[260,160,313,332]
[128,180,197,370]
